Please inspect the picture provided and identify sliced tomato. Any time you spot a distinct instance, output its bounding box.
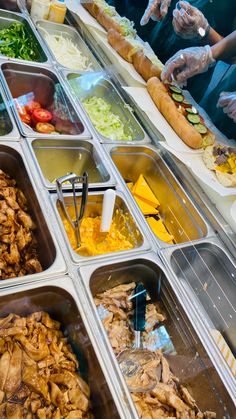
[35,122,55,134]
[32,109,52,125]
[25,101,41,114]
[20,113,31,125]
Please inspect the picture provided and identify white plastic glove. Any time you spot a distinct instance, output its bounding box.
[140,0,171,25]
[161,45,215,84]
[217,92,236,122]
[172,1,210,39]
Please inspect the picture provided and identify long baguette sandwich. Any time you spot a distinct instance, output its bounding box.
[107,29,143,63]
[203,145,236,187]
[147,77,215,149]
[83,0,136,36]
[133,50,164,81]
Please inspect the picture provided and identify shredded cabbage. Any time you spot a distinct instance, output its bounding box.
[39,26,93,71]
[82,96,133,141]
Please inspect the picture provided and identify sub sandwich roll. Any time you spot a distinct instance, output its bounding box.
[133,50,164,81]
[108,29,143,63]
[82,0,117,20]
[147,77,215,149]
[203,145,236,187]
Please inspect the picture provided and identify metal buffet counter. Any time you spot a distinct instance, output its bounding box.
[0,1,235,418]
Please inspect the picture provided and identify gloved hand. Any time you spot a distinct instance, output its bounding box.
[140,0,171,25]
[161,45,215,84]
[172,1,210,39]
[217,92,236,122]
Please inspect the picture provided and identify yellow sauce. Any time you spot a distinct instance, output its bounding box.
[59,207,138,256]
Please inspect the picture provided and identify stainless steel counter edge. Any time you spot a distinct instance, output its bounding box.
[0,275,132,419]
[59,68,151,146]
[103,143,216,249]
[49,188,154,266]
[0,140,68,289]
[0,60,92,140]
[21,136,119,191]
[75,250,236,411]
[159,238,236,404]
[0,10,52,67]
[0,82,20,140]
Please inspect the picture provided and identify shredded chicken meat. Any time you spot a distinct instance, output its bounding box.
[95,283,216,419]
[0,170,42,279]
[0,312,93,418]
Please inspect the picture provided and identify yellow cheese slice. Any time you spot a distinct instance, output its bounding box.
[134,196,159,215]
[126,182,134,190]
[146,217,174,243]
[132,174,160,208]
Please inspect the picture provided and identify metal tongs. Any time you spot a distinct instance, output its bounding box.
[56,172,88,248]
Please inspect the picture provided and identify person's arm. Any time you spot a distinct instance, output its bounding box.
[211,30,236,63]
[161,31,236,84]
[205,27,223,46]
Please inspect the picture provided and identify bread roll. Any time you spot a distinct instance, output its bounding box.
[107,29,142,63]
[133,51,162,81]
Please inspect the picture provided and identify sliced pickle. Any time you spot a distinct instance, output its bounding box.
[169,85,182,94]
[172,93,184,103]
[187,114,200,124]
[186,107,198,115]
[194,123,207,134]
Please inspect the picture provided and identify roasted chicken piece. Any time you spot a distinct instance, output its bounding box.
[96,283,217,419]
[0,170,42,280]
[0,312,93,418]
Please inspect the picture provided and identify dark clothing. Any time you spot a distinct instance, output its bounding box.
[200,64,236,140]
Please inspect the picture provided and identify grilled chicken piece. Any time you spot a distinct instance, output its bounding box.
[22,365,48,400]
[3,243,20,265]
[181,386,196,408]
[15,334,49,361]
[51,408,61,419]
[16,189,27,210]
[0,351,11,391]
[4,344,22,399]
[0,314,15,328]
[0,327,27,337]
[25,258,42,274]
[15,226,32,251]
[41,312,60,330]
[17,210,36,230]
[65,411,83,419]
[161,356,170,384]
[68,387,89,412]
[6,402,24,419]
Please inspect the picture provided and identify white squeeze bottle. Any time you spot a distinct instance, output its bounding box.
[30,0,50,20]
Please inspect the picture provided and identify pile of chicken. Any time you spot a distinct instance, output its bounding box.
[0,170,42,279]
[95,283,216,419]
[0,311,93,418]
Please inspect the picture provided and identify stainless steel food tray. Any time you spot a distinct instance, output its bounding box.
[63,71,151,144]
[0,141,67,288]
[0,275,130,419]
[0,10,50,64]
[50,189,151,265]
[36,19,101,73]
[23,137,117,191]
[0,61,91,139]
[162,237,236,381]
[106,144,213,248]
[76,252,236,417]
[0,83,20,140]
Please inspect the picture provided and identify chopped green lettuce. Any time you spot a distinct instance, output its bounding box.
[82,96,133,141]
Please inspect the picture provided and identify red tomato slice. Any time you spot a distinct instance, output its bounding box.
[25,101,41,114]
[20,113,31,125]
[35,122,55,134]
[32,109,52,124]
